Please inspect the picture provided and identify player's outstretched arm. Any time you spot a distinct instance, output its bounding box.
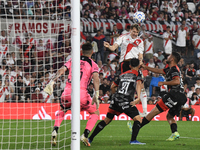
[44,66,67,95]
[92,72,100,109]
[142,64,165,75]
[104,41,118,51]
[158,77,180,87]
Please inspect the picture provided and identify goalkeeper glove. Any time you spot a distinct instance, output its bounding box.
[44,80,55,95]
[92,91,99,109]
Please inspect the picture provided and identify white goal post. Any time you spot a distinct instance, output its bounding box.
[71,0,80,150]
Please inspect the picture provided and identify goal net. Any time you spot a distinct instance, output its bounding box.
[0,0,80,149]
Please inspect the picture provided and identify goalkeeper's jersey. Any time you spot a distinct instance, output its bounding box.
[64,56,99,90]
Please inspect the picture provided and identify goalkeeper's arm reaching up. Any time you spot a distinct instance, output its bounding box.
[44,66,67,95]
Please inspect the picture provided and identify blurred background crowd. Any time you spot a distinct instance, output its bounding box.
[0,0,200,111]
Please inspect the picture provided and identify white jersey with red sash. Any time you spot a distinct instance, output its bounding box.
[115,33,144,63]
[144,39,153,54]
[0,87,9,102]
[163,32,172,54]
[0,44,8,57]
[108,53,118,61]
[110,30,119,45]
[192,35,200,49]
[0,36,8,44]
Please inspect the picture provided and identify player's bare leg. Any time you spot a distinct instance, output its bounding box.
[51,106,66,146]
[166,113,180,141]
[81,110,99,147]
[140,83,147,117]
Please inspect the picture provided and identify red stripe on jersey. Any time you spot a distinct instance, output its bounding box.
[113,82,118,86]
[196,39,200,48]
[145,43,153,52]
[124,39,142,60]
[108,108,121,116]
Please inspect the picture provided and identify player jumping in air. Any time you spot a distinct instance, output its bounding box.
[44,43,100,146]
[140,52,187,141]
[104,23,148,124]
[86,58,146,146]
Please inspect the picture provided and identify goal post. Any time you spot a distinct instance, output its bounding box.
[71,0,80,150]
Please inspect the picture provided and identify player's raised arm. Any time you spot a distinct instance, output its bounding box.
[44,66,67,95]
[142,64,165,75]
[104,41,119,51]
[158,76,180,87]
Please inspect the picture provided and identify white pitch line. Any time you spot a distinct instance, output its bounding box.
[96,135,200,140]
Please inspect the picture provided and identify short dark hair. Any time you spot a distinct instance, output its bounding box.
[127,25,130,29]
[130,58,139,67]
[172,52,181,63]
[166,26,170,28]
[82,43,93,54]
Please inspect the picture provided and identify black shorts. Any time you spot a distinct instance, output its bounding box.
[107,97,139,119]
[176,46,186,54]
[119,61,131,74]
[156,91,187,117]
[186,40,190,47]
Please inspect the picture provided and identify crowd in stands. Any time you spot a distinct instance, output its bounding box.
[0,0,200,115]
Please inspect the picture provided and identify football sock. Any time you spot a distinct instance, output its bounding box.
[89,120,107,141]
[170,123,177,133]
[83,129,90,138]
[140,117,150,128]
[141,90,147,114]
[54,110,65,127]
[85,114,98,134]
[131,121,141,141]
[53,126,59,133]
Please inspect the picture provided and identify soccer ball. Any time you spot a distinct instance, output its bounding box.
[133,11,145,23]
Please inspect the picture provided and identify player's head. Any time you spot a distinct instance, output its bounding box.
[129,58,140,69]
[82,43,93,56]
[166,52,181,64]
[130,23,140,39]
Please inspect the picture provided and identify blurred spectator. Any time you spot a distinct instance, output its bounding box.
[31,87,44,103]
[194,78,200,89]
[93,30,106,63]
[144,35,154,60]
[122,25,130,35]
[157,50,164,62]
[99,78,110,96]
[0,30,8,44]
[176,24,187,56]
[146,58,155,75]
[171,11,182,22]
[193,29,200,58]
[6,53,14,65]
[0,80,9,102]
[107,70,115,84]
[149,72,165,96]
[163,26,173,56]
[110,25,120,46]
[14,76,26,102]
[187,84,195,98]
[100,65,110,78]
[179,94,195,121]
[0,40,9,62]
[158,58,167,69]
[185,63,196,83]
[190,92,199,105]
[87,83,94,98]
[153,53,161,66]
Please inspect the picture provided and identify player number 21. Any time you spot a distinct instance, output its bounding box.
[118,82,130,94]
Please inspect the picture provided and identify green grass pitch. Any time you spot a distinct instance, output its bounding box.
[0,120,200,149]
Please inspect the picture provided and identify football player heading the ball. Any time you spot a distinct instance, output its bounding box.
[104,23,148,117]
